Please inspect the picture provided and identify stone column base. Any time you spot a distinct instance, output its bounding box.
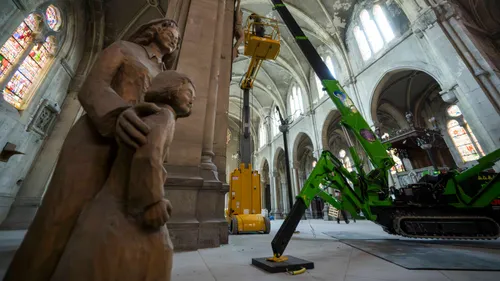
[271,210,283,219]
[305,208,313,219]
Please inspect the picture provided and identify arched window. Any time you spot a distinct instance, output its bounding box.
[446,105,484,163]
[447,119,484,162]
[353,4,395,61]
[259,122,267,148]
[373,5,395,42]
[354,26,372,61]
[0,6,63,110]
[289,85,303,119]
[272,107,280,137]
[46,5,63,31]
[338,149,354,172]
[289,92,296,117]
[360,10,384,53]
[388,149,405,174]
[325,55,336,78]
[315,74,324,99]
[315,56,337,100]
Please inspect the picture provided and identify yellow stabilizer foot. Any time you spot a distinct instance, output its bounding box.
[252,255,314,273]
[287,267,307,275]
[266,255,289,263]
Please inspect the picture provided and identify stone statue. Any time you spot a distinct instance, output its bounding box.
[4,18,181,281]
[50,70,195,281]
[232,0,244,60]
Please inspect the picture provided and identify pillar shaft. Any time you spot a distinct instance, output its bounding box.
[201,0,227,177]
[164,0,234,251]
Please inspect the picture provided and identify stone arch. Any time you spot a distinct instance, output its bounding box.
[259,158,271,212]
[292,132,314,163]
[368,67,472,174]
[273,147,285,172]
[272,147,286,216]
[321,110,341,151]
[369,64,447,124]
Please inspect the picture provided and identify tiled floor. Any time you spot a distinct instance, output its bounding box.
[1,220,500,280]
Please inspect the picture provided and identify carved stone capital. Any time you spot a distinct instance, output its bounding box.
[439,84,458,103]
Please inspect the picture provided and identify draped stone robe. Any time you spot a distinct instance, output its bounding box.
[49,107,177,281]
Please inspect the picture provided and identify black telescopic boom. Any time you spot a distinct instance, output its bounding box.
[276,106,294,214]
[270,0,335,83]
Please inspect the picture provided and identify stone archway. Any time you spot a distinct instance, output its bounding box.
[272,147,286,218]
[322,109,369,173]
[292,133,320,219]
[260,158,271,214]
[371,69,485,186]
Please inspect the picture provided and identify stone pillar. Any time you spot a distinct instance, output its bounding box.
[281,179,288,215]
[323,203,330,221]
[260,178,266,214]
[298,170,312,219]
[292,161,301,197]
[164,0,233,251]
[270,171,282,218]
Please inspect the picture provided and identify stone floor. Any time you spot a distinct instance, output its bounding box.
[1,219,500,280]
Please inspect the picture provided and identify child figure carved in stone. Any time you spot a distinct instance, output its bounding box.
[49,70,196,281]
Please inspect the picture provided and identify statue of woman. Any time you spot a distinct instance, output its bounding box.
[4,18,182,281]
[50,70,196,281]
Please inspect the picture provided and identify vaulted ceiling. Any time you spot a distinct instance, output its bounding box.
[231,0,359,128]
[93,0,362,131]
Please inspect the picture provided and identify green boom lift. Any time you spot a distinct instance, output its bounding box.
[264,0,500,263]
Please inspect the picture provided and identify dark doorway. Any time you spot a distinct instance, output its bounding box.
[265,184,271,211]
[311,197,324,219]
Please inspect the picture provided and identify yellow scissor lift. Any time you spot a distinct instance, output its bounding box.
[226,15,280,234]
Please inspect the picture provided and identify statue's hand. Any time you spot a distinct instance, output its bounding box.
[116,102,161,149]
[143,199,173,229]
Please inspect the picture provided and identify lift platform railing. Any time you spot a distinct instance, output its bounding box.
[244,15,280,42]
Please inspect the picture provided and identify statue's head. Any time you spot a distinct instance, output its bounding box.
[128,18,181,59]
[144,70,196,118]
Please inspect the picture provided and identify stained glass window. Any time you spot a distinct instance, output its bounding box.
[3,71,33,109]
[1,11,59,109]
[466,124,484,156]
[447,105,462,117]
[24,13,40,31]
[388,149,405,174]
[1,37,24,63]
[448,120,481,162]
[46,5,62,31]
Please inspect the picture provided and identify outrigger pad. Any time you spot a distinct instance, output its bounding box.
[251,256,314,273]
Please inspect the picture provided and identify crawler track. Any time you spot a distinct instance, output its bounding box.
[388,215,500,240]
